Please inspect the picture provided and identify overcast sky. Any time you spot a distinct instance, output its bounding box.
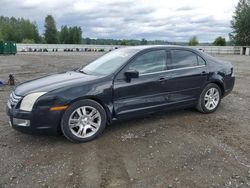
[0,0,239,42]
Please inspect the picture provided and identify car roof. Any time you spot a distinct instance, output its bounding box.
[119,45,198,52]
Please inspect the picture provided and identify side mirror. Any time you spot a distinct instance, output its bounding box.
[124,69,139,82]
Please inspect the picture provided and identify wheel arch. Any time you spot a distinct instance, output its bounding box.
[207,73,225,97]
[197,80,224,113]
[208,80,225,97]
[67,96,113,124]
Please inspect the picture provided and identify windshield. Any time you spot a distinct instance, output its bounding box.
[80,48,137,75]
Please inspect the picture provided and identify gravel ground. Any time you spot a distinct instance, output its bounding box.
[0,52,250,188]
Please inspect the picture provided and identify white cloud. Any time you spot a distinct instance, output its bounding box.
[0,0,239,42]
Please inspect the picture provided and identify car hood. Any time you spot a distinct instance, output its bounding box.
[15,71,99,96]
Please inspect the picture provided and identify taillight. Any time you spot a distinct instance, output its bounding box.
[231,68,235,77]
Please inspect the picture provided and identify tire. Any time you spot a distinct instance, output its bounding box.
[61,99,107,143]
[196,83,222,113]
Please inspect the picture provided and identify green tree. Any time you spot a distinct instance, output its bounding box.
[230,0,250,45]
[141,38,147,45]
[0,16,20,41]
[71,26,82,44]
[188,36,199,46]
[0,16,40,42]
[20,18,40,43]
[62,26,82,44]
[213,36,226,46]
[120,40,127,45]
[22,38,35,43]
[85,37,91,44]
[32,23,41,43]
[68,27,74,44]
[59,26,69,44]
[44,15,58,44]
[0,31,3,41]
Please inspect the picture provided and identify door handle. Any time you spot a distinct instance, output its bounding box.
[201,71,207,75]
[158,77,166,82]
[157,75,172,82]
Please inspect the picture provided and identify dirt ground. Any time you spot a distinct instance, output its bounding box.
[0,52,250,188]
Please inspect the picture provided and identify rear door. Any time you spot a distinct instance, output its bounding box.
[163,49,208,104]
[113,49,168,118]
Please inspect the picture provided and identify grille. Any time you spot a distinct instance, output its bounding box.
[8,92,22,108]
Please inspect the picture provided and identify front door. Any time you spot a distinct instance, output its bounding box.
[113,49,168,118]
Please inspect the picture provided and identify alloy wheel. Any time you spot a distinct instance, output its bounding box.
[68,106,101,138]
[204,88,220,110]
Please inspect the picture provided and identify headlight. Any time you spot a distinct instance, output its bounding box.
[20,92,47,111]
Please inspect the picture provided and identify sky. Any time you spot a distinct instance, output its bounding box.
[0,0,239,42]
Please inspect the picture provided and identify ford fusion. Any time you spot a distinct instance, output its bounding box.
[6,46,235,142]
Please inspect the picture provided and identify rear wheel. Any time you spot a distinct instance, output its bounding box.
[61,99,107,143]
[196,83,222,113]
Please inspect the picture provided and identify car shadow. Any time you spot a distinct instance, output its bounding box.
[3,107,202,145]
[105,107,199,132]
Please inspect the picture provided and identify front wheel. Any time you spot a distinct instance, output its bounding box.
[61,99,107,143]
[196,83,222,113]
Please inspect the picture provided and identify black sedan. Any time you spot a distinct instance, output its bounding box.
[6,46,235,142]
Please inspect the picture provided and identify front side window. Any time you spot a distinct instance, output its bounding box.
[169,50,199,70]
[128,50,166,75]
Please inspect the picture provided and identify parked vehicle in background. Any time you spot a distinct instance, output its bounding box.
[6,46,235,142]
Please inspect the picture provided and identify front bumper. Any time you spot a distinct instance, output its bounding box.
[6,105,63,135]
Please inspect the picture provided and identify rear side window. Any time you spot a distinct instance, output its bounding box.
[198,56,206,65]
[128,50,166,74]
[169,50,199,70]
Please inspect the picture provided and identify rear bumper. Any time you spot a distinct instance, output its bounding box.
[6,105,63,135]
[224,76,235,97]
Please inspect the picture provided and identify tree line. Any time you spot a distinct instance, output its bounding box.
[0,15,229,46]
[44,15,82,44]
[188,36,227,46]
[82,38,174,45]
[0,0,249,46]
[0,15,82,44]
[0,16,40,43]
